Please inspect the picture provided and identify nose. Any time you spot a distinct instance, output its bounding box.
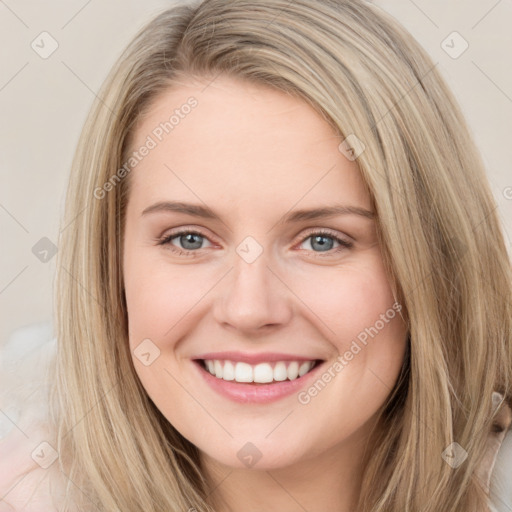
[213,250,293,334]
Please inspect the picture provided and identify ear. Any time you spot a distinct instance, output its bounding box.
[476,391,512,497]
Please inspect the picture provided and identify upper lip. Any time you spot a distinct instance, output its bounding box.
[193,351,324,365]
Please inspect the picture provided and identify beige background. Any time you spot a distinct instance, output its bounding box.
[1,0,511,344]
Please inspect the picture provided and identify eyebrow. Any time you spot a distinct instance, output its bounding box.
[141,201,375,222]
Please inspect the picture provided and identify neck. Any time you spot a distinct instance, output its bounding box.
[200,429,374,512]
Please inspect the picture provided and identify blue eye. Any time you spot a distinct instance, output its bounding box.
[157,230,211,257]
[156,228,352,257]
[298,230,353,255]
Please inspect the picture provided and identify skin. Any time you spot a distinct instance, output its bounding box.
[122,74,408,512]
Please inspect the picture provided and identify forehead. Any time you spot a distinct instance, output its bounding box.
[126,75,370,212]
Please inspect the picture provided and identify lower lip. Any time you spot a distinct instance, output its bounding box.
[193,359,325,404]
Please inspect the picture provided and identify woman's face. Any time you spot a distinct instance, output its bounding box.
[123,75,408,471]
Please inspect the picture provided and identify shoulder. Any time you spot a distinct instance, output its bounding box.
[0,322,57,437]
[0,322,69,511]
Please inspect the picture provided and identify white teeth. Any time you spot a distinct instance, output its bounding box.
[203,359,317,383]
[253,363,274,383]
[273,362,288,381]
[223,360,235,381]
[235,362,253,382]
[287,361,299,380]
[298,361,311,377]
[214,360,223,378]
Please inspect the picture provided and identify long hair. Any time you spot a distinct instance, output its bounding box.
[51,0,512,510]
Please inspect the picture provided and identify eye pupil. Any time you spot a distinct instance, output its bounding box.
[180,233,203,250]
[311,235,334,252]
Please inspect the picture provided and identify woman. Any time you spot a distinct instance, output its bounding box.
[1,0,511,510]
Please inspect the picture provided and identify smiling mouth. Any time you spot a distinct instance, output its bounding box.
[196,358,323,385]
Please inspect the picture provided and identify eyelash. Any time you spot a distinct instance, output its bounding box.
[155,228,353,258]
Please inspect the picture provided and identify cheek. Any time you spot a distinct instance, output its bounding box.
[293,255,400,345]
[123,245,216,345]
[125,273,182,328]
[290,254,407,403]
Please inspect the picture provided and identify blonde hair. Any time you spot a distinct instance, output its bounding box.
[51,0,512,510]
